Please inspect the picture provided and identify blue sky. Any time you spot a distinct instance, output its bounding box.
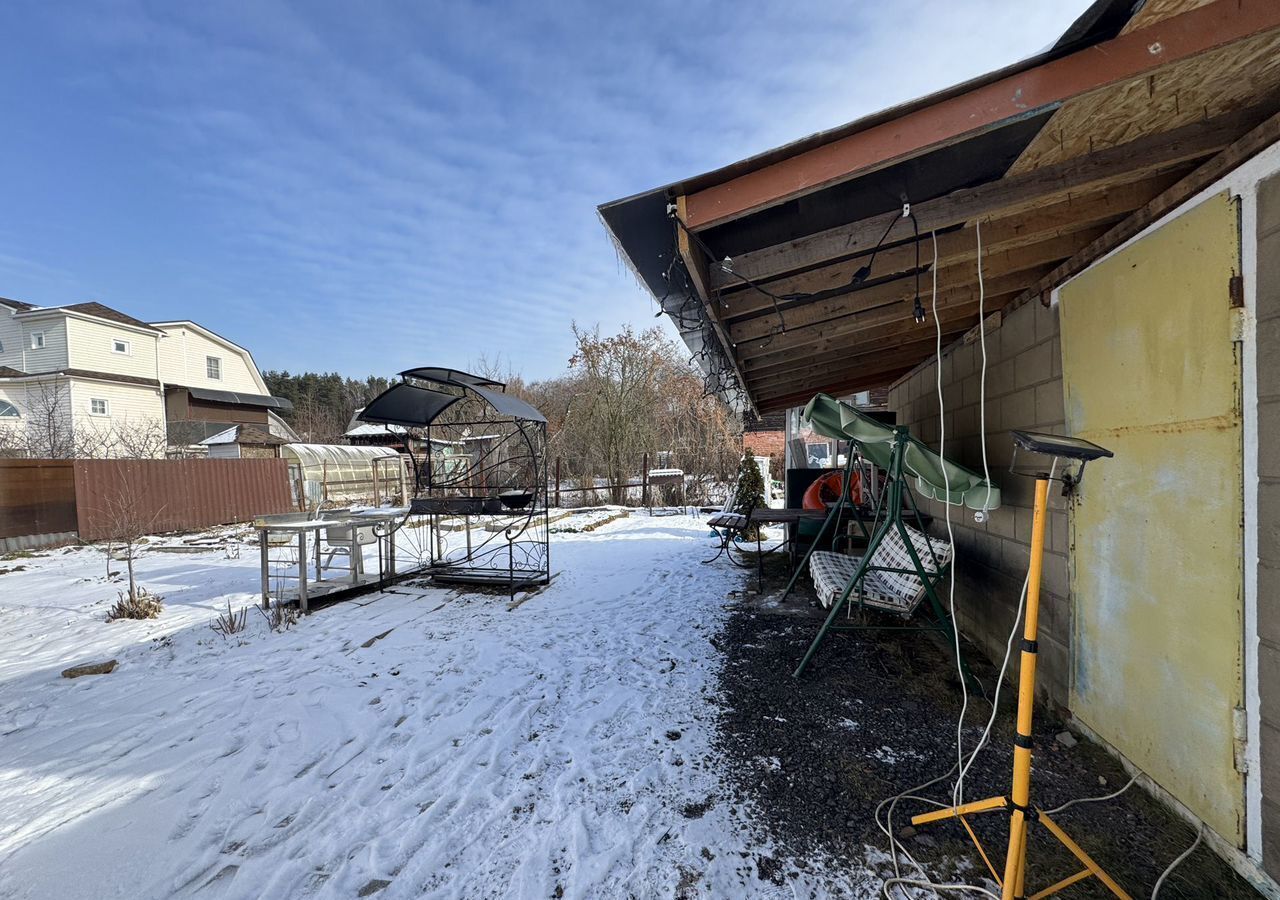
[0,1,1091,381]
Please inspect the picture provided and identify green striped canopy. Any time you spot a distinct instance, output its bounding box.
[802,393,1001,511]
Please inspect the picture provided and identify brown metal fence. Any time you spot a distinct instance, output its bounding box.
[0,459,77,541]
[73,458,293,542]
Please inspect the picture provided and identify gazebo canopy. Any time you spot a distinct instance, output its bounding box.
[358,367,547,428]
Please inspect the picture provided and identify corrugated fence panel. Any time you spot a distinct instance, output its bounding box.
[0,459,77,539]
[74,458,293,542]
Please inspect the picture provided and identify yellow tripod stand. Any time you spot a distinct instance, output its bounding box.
[912,431,1125,900]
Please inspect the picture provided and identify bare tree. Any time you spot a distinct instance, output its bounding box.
[110,416,169,459]
[19,379,78,458]
[96,466,165,613]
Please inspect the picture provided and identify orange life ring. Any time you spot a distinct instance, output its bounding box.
[802,470,860,509]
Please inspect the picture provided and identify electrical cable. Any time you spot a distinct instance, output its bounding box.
[1151,823,1204,899]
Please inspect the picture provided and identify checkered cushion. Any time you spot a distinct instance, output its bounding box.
[809,524,950,616]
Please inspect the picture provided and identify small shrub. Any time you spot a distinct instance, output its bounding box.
[258,600,299,632]
[210,600,249,638]
[106,587,164,621]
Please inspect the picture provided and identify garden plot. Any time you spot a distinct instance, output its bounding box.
[0,514,879,900]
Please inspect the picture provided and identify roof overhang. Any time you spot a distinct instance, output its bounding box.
[181,386,294,412]
[600,0,1280,412]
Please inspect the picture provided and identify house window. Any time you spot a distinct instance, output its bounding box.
[30,331,45,350]
[112,338,131,355]
[89,398,110,416]
[0,400,18,418]
[206,356,222,380]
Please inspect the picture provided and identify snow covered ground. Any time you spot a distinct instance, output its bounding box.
[0,512,873,899]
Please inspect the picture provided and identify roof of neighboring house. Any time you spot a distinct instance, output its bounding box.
[150,320,272,394]
[0,367,161,387]
[0,297,36,311]
[200,424,288,447]
[61,302,160,331]
[14,300,165,333]
[169,385,294,412]
[743,412,786,433]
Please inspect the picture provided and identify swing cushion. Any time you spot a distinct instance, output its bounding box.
[809,524,951,616]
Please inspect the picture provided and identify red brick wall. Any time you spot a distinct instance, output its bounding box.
[742,430,785,480]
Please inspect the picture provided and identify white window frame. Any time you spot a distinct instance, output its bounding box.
[206,355,222,380]
[0,400,18,418]
[89,398,110,417]
[29,331,45,350]
[112,338,131,355]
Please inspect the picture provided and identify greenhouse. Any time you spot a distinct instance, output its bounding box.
[280,443,407,507]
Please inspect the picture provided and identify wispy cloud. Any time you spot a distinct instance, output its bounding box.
[0,0,1090,378]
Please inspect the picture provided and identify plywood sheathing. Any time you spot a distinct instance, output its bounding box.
[1010,29,1280,174]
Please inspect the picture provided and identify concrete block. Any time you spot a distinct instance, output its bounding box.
[962,375,981,407]
[1034,379,1066,428]
[954,342,976,379]
[1049,510,1069,555]
[1050,335,1062,378]
[984,507,1016,540]
[1014,505,1034,544]
[1041,550,1070,599]
[1261,639,1280,730]
[1258,171,1280,238]
[1001,537,1032,576]
[1015,341,1053,391]
[1001,303,1037,356]
[1258,231,1280,323]
[1001,389,1037,433]
[1263,796,1280,878]
[987,358,1016,398]
[953,403,978,439]
[1033,297,1060,345]
[1259,325,1280,400]
[1261,427,1280,481]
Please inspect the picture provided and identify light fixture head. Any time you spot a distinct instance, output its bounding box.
[851,265,872,285]
[913,296,926,324]
[720,256,734,274]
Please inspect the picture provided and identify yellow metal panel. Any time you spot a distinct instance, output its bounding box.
[1060,192,1243,844]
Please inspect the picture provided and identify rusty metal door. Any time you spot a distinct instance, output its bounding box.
[1059,192,1244,844]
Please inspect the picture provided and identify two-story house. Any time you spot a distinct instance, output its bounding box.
[0,297,292,457]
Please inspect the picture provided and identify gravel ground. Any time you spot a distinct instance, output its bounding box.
[709,556,1262,899]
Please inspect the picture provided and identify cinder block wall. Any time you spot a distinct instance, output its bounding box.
[1255,171,1280,876]
[886,298,1072,706]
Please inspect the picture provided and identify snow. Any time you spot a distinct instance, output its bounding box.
[0,513,875,899]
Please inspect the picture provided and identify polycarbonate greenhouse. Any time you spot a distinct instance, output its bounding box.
[280,443,406,506]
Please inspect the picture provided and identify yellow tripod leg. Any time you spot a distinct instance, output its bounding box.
[911,795,1006,826]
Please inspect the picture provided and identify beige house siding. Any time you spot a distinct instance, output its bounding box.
[69,378,165,453]
[17,316,69,373]
[65,317,160,381]
[0,308,25,370]
[155,324,267,394]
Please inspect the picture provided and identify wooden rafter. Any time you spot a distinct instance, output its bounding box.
[1010,107,1280,309]
[713,110,1251,288]
[729,228,1102,346]
[712,173,1180,306]
[684,0,1280,229]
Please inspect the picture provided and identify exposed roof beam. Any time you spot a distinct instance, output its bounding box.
[684,0,1280,230]
[751,336,969,402]
[717,110,1252,287]
[741,291,1021,381]
[1012,106,1280,307]
[747,329,971,392]
[758,369,915,413]
[712,173,1179,301]
[729,229,1099,345]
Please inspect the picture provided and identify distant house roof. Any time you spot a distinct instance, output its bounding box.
[200,424,288,447]
[0,297,36,311]
[0,367,160,388]
[15,300,164,333]
[61,302,159,331]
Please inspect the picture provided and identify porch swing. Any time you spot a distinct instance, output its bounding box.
[787,393,1001,679]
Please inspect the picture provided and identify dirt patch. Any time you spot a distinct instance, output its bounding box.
[710,575,1262,898]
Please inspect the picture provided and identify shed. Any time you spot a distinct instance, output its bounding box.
[199,424,288,459]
